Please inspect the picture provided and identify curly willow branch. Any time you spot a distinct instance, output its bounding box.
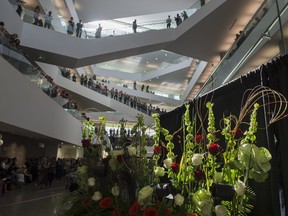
[238,86,288,127]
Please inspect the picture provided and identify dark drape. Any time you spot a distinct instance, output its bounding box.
[160,54,288,215]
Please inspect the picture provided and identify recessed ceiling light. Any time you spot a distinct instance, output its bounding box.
[146,61,149,64]
[157,77,159,79]
[165,54,168,56]
[155,58,158,60]
[149,79,152,81]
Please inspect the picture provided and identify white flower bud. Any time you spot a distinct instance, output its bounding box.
[191,153,204,166]
[174,194,185,206]
[87,177,95,187]
[235,180,246,196]
[163,158,172,169]
[92,191,102,201]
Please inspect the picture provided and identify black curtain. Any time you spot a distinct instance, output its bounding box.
[160,54,288,215]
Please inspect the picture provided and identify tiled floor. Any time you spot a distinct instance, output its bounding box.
[0,180,67,216]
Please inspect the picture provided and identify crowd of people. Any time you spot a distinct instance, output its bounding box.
[61,70,167,116]
[0,156,82,196]
[0,21,21,49]
[10,1,203,38]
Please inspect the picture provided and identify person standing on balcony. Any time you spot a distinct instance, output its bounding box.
[33,6,40,25]
[133,81,137,90]
[132,20,137,33]
[141,84,145,91]
[182,11,188,21]
[15,0,25,17]
[146,85,149,93]
[44,11,53,29]
[76,20,84,38]
[67,17,75,35]
[175,14,182,26]
[95,24,102,38]
[201,0,205,7]
[166,15,172,28]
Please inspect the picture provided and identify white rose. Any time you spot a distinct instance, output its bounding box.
[163,158,172,169]
[102,150,109,159]
[154,166,165,177]
[215,205,228,216]
[112,149,124,157]
[174,193,185,206]
[92,191,102,201]
[87,177,95,187]
[191,153,204,166]
[138,186,153,205]
[127,146,137,156]
[235,180,246,196]
[111,185,120,196]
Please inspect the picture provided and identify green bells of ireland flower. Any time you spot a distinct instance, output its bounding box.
[193,189,213,216]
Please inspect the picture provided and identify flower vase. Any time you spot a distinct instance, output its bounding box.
[92,165,106,177]
[210,183,235,202]
[155,183,171,201]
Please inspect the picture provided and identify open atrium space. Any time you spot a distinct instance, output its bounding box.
[1,0,288,215]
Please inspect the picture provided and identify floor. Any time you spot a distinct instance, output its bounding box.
[0,180,67,216]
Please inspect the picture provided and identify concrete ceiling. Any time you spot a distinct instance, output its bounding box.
[74,0,198,22]
[95,50,189,74]
[21,0,263,68]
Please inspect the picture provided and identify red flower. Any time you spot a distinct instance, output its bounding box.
[171,162,180,173]
[231,128,244,139]
[194,169,205,181]
[81,139,91,148]
[164,208,171,216]
[143,207,158,216]
[208,143,222,156]
[81,197,91,206]
[112,208,118,216]
[194,134,203,144]
[102,156,111,165]
[129,201,142,215]
[116,155,124,163]
[99,197,113,209]
[153,146,162,155]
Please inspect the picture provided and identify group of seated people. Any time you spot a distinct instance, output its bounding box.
[0,21,21,49]
[0,156,83,195]
[0,157,31,196]
[61,71,167,116]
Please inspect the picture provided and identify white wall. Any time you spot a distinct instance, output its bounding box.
[0,0,24,35]
[38,62,154,125]
[0,56,82,146]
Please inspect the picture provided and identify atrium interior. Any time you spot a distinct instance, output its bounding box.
[1,0,288,215]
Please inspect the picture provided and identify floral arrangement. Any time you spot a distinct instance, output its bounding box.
[59,86,287,216]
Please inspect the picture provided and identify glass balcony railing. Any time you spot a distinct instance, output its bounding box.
[198,0,272,95]
[10,0,208,39]
[0,33,86,121]
[59,68,168,116]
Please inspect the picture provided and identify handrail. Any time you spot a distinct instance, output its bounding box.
[10,0,204,39]
[195,0,271,97]
[0,36,86,121]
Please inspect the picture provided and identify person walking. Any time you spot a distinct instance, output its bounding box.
[132,20,137,33]
[44,11,53,29]
[175,14,182,26]
[95,24,102,38]
[76,19,83,38]
[166,15,172,28]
